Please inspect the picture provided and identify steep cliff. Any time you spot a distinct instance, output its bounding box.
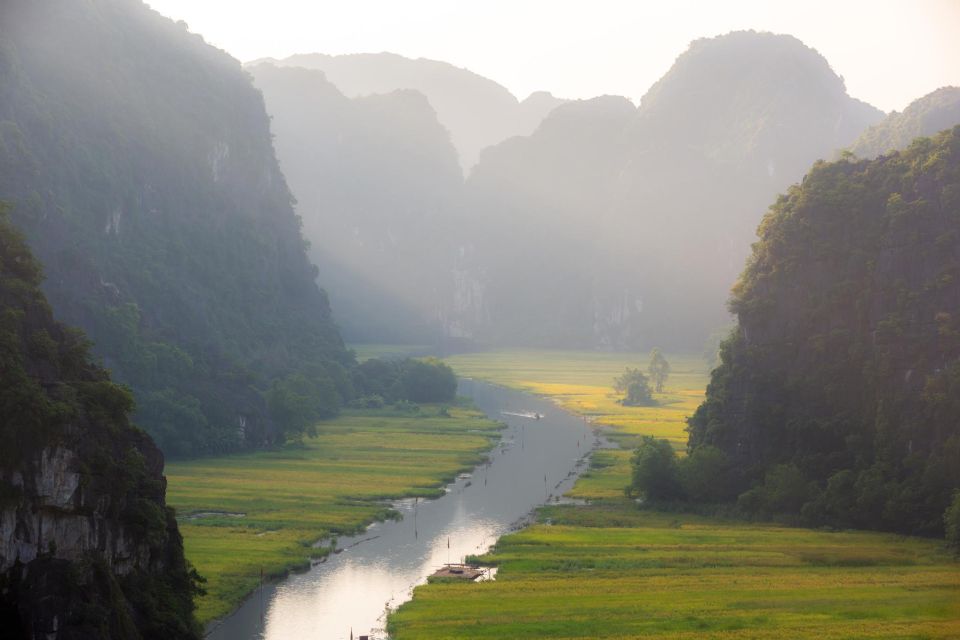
[688,126,960,535]
[0,208,200,639]
[249,63,464,343]
[0,0,352,456]
[459,96,638,345]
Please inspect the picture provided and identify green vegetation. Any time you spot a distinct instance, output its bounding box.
[0,206,201,638]
[166,404,502,623]
[349,343,431,362]
[352,357,458,407]
[687,127,960,538]
[647,348,670,393]
[388,349,960,639]
[848,86,960,159]
[446,349,705,450]
[390,503,960,639]
[0,0,351,457]
[613,367,654,406]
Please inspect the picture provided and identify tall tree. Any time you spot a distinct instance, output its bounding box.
[648,348,671,393]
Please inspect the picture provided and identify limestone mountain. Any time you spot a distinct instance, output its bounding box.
[0,0,352,456]
[456,96,638,345]
[249,63,464,343]
[688,126,960,536]
[254,52,566,172]
[455,31,884,349]
[848,86,960,159]
[0,207,201,639]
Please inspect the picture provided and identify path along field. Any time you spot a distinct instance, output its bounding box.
[165,405,502,623]
[387,349,960,639]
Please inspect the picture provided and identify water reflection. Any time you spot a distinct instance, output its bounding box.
[208,380,592,640]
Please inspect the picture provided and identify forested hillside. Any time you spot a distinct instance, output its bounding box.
[249,63,463,343]
[256,52,566,172]
[849,86,960,159]
[687,126,960,536]
[0,0,352,456]
[0,207,200,639]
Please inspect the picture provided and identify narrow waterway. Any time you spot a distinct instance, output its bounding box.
[206,380,596,640]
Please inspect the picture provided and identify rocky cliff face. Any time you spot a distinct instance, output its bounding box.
[0,209,200,638]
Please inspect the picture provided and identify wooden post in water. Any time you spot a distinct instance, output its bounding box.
[259,566,263,624]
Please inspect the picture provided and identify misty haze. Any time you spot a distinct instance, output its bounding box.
[0,2,958,639]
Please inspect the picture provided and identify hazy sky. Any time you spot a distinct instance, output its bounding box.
[146,0,960,113]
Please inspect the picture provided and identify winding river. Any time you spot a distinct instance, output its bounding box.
[207,379,596,640]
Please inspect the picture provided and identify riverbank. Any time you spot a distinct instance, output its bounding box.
[387,349,960,639]
[166,404,503,624]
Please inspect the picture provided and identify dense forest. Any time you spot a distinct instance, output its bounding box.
[678,127,960,537]
[0,0,352,456]
[0,206,201,638]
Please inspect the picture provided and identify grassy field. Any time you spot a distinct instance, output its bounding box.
[166,405,502,623]
[387,349,960,639]
[445,350,707,450]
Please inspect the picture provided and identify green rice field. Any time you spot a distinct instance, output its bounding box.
[165,405,502,623]
[386,349,960,639]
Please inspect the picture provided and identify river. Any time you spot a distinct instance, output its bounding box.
[207,380,595,640]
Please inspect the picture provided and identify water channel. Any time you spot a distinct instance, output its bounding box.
[207,379,597,640]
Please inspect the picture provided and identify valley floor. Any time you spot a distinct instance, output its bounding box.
[387,349,960,639]
[165,404,502,623]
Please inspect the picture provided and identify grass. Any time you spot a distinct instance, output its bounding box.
[165,404,503,623]
[387,349,960,639]
[445,349,707,450]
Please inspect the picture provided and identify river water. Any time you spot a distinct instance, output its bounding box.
[207,380,595,640]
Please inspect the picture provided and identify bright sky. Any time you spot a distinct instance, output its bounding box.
[146,0,960,113]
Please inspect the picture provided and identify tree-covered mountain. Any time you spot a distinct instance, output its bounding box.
[452,31,884,349]
[687,126,960,537]
[0,0,353,456]
[848,86,960,159]
[0,207,201,639]
[254,52,566,172]
[248,63,465,343]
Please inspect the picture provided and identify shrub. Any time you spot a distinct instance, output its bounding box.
[630,436,684,501]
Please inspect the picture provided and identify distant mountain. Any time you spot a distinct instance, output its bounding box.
[457,96,638,345]
[248,63,464,343]
[253,52,566,172]
[453,31,885,349]
[0,0,352,456]
[0,207,200,638]
[688,126,960,537]
[604,31,885,347]
[848,86,960,158]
